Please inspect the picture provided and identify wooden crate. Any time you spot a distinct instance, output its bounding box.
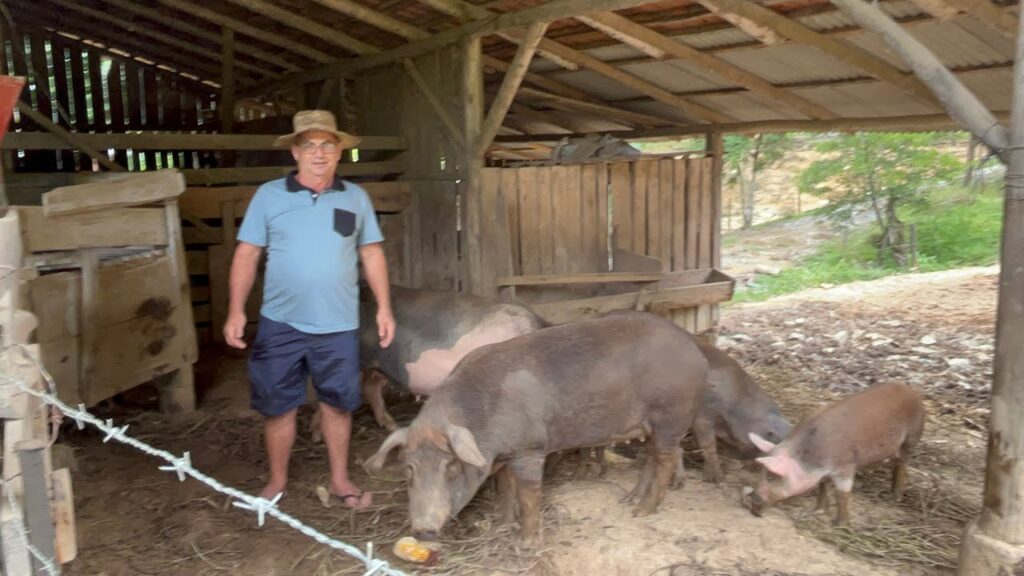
[13,169,198,412]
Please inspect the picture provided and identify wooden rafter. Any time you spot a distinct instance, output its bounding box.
[908,0,960,20]
[518,86,681,128]
[11,16,222,92]
[482,54,591,100]
[493,110,1012,143]
[95,0,302,73]
[505,27,734,123]
[221,0,380,56]
[478,21,549,155]
[576,11,837,119]
[695,0,941,108]
[830,0,1009,158]
[310,0,430,41]
[27,0,275,79]
[939,0,1018,36]
[507,102,588,132]
[153,0,332,63]
[422,0,580,70]
[246,0,676,93]
[11,7,248,86]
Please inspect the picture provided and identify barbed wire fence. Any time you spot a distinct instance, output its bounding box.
[0,343,411,576]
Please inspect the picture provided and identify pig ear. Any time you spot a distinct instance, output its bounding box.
[364,427,409,471]
[446,424,487,468]
[755,455,791,478]
[749,432,777,454]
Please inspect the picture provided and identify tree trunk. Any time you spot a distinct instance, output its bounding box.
[965,134,978,187]
[741,177,755,229]
[882,194,906,266]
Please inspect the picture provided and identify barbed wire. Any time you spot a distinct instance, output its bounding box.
[0,343,410,576]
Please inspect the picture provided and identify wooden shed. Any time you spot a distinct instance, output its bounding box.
[0,0,1021,573]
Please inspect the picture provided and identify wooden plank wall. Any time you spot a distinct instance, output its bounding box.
[353,46,462,292]
[484,156,718,335]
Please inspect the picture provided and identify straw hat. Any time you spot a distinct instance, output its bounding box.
[273,109,362,149]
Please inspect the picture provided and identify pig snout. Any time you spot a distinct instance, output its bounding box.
[413,530,440,542]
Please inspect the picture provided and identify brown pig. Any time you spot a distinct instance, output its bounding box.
[364,311,709,541]
[742,381,925,525]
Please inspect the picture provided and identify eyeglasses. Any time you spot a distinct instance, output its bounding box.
[299,141,339,154]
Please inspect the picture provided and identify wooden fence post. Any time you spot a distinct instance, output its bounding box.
[17,439,58,575]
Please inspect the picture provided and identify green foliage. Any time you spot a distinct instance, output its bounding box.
[723,133,792,185]
[730,184,1003,304]
[797,132,962,220]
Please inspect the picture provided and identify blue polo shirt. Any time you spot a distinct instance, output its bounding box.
[237,171,384,334]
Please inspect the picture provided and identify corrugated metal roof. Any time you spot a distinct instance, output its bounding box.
[844,18,1014,69]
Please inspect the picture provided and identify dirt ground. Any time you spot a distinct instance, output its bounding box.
[55,265,998,576]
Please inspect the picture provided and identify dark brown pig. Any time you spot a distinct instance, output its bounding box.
[741,381,925,525]
[364,311,709,541]
[689,341,792,483]
[311,285,544,439]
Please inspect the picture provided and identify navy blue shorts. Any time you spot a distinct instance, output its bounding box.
[248,316,362,418]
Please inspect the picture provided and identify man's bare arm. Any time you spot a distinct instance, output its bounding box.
[359,242,394,347]
[224,242,263,349]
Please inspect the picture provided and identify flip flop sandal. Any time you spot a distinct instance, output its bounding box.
[316,486,371,510]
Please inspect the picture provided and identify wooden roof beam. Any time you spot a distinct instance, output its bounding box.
[221,0,379,56]
[310,0,430,41]
[34,0,277,79]
[696,0,941,109]
[482,54,591,101]
[517,86,683,128]
[153,0,332,63]
[95,0,302,72]
[507,102,590,132]
[830,0,1009,160]
[420,0,579,70]
[245,0,670,96]
[493,110,1012,143]
[576,11,837,119]
[478,21,549,155]
[12,16,221,91]
[922,0,1017,37]
[12,7,249,86]
[504,28,734,123]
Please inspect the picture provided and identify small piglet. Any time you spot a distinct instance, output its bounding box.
[741,381,924,525]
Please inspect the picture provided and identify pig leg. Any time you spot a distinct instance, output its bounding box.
[691,414,721,485]
[892,459,908,502]
[362,370,397,432]
[814,481,831,514]
[633,445,681,517]
[620,444,656,504]
[670,457,685,491]
[544,451,567,477]
[831,471,855,526]
[594,446,608,478]
[509,454,545,542]
[496,465,519,525]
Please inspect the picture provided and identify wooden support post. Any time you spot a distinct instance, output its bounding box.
[829,0,1009,162]
[462,36,485,295]
[955,9,1024,575]
[78,249,99,398]
[220,26,236,134]
[17,439,58,575]
[477,21,549,157]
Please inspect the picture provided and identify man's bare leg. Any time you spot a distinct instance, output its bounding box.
[320,402,372,509]
[260,409,297,499]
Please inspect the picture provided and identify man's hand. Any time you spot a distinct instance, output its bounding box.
[376,307,395,348]
[224,311,248,349]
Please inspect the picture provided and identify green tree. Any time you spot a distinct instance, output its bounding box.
[798,132,962,265]
[724,133,792,228]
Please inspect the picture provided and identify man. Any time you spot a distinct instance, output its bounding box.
[223,109,395,510]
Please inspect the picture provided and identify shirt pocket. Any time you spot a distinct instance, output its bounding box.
[333,208,356,237]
